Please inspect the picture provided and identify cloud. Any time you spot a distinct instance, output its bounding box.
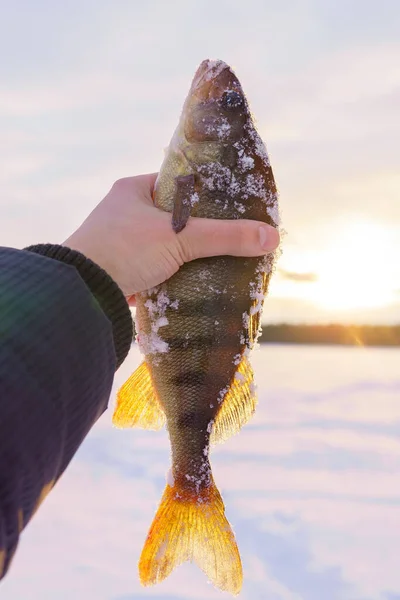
[279,269,318,283]
[1,3,399,328]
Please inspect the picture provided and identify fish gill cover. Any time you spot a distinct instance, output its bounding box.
[113,58,280,595]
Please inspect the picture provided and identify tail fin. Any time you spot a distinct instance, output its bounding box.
[139,478,242,595]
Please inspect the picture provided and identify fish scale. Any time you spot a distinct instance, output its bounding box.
[113,58,279,595]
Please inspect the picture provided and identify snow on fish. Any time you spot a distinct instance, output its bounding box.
[113,58,280,595]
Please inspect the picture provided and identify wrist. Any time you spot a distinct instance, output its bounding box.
[63,231,119,289]
[24,244,133,369]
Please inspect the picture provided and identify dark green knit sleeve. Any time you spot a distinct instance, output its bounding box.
[0,246,133,579]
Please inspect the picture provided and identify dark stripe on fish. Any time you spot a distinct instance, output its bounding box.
[165,331,242,350]
[176,410,211,430]
[174,295,250,317]
[172,371,206,386]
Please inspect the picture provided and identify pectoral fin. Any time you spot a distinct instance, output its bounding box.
[172,174,196,233]
[210,354,257,444]
[113,362,166,430]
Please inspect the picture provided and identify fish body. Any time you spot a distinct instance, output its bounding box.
[113,59,279,594]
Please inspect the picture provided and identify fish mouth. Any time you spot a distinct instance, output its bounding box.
[191,59,230,89]
[189,59,242,102]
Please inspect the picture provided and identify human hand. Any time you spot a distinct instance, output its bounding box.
[64,174,280,305]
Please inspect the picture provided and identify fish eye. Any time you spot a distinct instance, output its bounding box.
[221,90,244,109]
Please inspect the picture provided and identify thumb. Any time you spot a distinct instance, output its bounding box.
[176,217,280,262]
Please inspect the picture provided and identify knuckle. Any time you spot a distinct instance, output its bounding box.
[176,234,194,263]
[112,177,133,192]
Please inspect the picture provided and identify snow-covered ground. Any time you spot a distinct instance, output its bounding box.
[3,345,400,600]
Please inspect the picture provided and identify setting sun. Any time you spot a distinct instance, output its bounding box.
[313,221,397,310]
[275,220,399,313]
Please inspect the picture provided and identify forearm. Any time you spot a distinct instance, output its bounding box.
[0,246,132,578]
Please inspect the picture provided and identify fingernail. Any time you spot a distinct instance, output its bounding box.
[259,225,279,251]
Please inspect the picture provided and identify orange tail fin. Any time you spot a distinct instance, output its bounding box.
[139,478,242,595]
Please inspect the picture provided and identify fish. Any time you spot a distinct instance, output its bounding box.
[113,59,279,595]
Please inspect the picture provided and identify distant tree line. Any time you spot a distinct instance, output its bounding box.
[259,324,400,347]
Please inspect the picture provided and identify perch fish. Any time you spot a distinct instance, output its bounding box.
[113,58,279,595]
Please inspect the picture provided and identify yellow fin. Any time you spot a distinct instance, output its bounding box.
[248,268,269,345]
[113,362,166,430]
[139,478,242,595]
[210,354,257,444]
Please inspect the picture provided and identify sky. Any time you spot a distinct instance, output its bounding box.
[1,0,399,324]
[3,344,400,600]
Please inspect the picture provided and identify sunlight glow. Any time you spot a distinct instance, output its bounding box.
[314,222,397,310]
[275,220,399,312]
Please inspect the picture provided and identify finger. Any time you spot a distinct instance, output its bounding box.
[111,173,159,205]
[177,218,280,261]
[135,173,158,204]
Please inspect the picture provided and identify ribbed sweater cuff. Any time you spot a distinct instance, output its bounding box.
[24,244,133,369]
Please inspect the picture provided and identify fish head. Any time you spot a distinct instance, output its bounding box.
[154,59,267,215]
[183,59,249,144]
